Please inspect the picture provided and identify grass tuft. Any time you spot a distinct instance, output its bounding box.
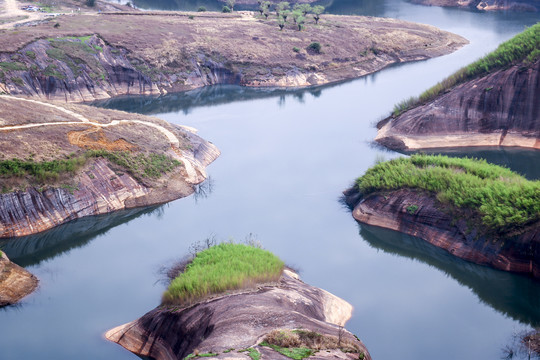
[162,243,284,306]
[355,154,540,235]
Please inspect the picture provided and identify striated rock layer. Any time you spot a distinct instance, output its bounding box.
[410,0,540,11]
[376,58,540,151]
[344,188,540,278]
[105,270,371,360]
[0,252,38,306]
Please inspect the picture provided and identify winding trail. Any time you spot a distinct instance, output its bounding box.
[0,95,201,183]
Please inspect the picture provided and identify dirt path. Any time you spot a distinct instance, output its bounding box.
[0,95,200,183]
[0,0,51,29]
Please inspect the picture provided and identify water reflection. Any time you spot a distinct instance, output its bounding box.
[358,223,540,327]
[405,147,540,180]
[92,84,335,115]
[0,206,162,267]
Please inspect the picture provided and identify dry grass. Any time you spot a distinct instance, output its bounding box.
[264,329,361,353]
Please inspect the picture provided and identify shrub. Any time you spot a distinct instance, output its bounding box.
[355,154,540,235]
[292,46,300,53]
[163,243,284,305]
[222,5,231,12]
[197,6,206,12]
[307,42,321,53]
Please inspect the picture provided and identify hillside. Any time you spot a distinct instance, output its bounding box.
[0,10,467,102]
[0,95,219,237]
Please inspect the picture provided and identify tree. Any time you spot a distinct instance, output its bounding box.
[281,9,291,22]
[278,17,285,30]
[291,9,302,23]
[259,1,271,16]
[312,5,324,24]
[296,15,305,30]
[293,3,312,15]
[227,0,236,11]
[276,1,290,16]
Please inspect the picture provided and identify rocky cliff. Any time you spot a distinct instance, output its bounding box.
[105,269,371,360]
[344,187,540,278]
[0,251,38,306]
[376,58,540,150]
[0,96,220,238]
[0,12,466,102]
[410,0,540,11]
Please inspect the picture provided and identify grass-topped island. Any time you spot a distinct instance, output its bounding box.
[344,154,540,278]
[106,243,371,360]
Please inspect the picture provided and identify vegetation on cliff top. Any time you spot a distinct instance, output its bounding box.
[163,243,284,306]
[0,151,181,187]
[355,154,540,234]
[393,22,540,116]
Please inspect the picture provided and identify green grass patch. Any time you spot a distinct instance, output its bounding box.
[261,342,314,359]
[355,154,540,235]
[245,348,261,360]
[0,61,27,71]
[25,51,36,59]
[0,150,181,185]
[183,353,218,359]
[163,243,284,305]
[46,36,104,77]
[43,64,66,79]
[393,22,540,116]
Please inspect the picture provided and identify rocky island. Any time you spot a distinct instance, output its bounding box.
[0,8,467,102]
[376,23,539,151]
[0,95,219,238]
[0,250,38,306]
[106,243,371,360]
[344,155,540,278]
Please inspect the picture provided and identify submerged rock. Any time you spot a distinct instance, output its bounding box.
[0,252,38,306]
[105,269,371,360]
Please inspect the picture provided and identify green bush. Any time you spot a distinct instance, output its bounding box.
[0,62,27,71]
[197,6,207,12]
[307,42,321,54]
[222,5,231,12]
[292,47,300,53]
[355,154,540,235]
[163,243,284,305]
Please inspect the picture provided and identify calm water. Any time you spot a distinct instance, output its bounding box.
[1,1,539,360]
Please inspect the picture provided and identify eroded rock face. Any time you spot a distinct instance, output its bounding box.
[377,58,540,150]
[105,270,371,360]
[0,252,38,306]
[410,0,540,11]
[344,187,540,278]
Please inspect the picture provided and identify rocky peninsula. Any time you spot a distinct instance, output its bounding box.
[0,95,219,238]
[0,10,467,102]
[106,243,370,360]
[376,23,539,151]
[344,155,540,278]
[0,251,38,306]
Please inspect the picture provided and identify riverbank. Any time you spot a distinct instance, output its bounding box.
[0,95,219,238]
[0,11,467,102]
[376,23,539,151]
[410,0,539,11]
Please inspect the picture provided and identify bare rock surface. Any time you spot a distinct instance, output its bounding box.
[105,270,370,360]
[0,251,38,306]
[344,187,540,278]
[376,58,540,151]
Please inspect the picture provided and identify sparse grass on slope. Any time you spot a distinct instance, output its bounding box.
[0,151,181,184]
[355,154,540,234]
[163,243,284,305]
[393,22,540,116]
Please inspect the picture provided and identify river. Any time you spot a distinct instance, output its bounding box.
[1,1,539,359]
